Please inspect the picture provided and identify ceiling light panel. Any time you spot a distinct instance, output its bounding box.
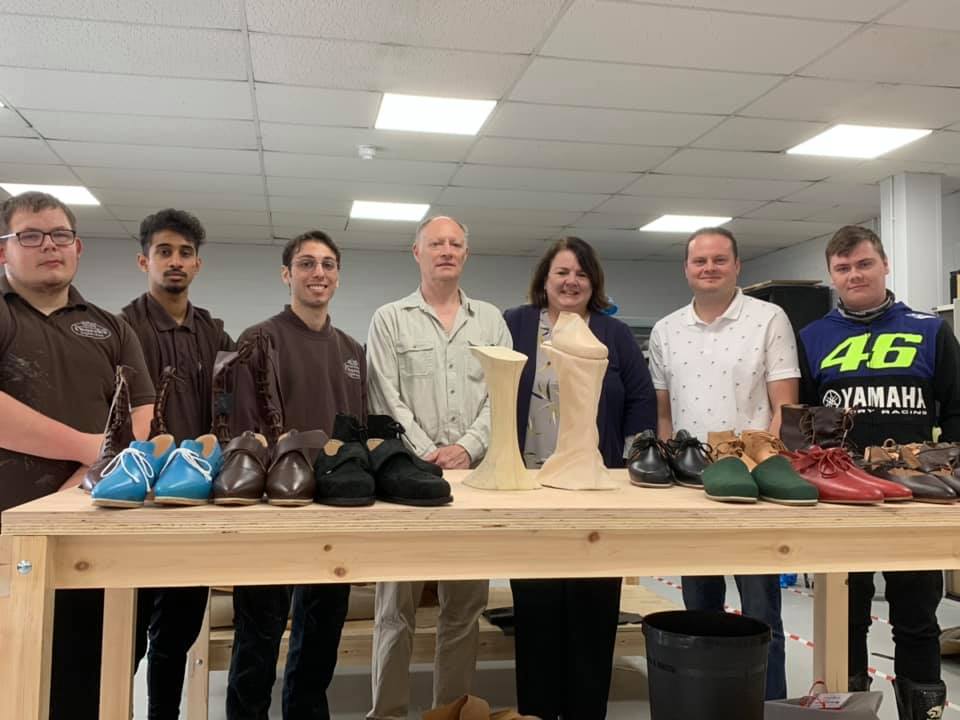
[0,183,100,205]
[787,124,931,159]
[350,200,429,222]
[639,215,732,233]
[375,93,496,135]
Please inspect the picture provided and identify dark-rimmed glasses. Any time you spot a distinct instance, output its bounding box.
[0,229,78,247]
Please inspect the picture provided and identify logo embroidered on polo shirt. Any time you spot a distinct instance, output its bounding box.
[70,321,112,340]
[344,358,361,380]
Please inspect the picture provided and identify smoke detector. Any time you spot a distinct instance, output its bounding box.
[357,144,378,160]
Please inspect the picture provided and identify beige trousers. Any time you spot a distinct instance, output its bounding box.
[368,579,489,719]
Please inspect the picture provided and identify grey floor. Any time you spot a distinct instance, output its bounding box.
[133,576,960,719]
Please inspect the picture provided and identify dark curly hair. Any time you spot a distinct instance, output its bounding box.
[528,236,611,313]
[281,230,341,269]
[139,208,206,254]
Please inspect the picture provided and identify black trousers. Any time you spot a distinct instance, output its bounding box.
[226,583,350,720]
[133,586,210,720]
[510,578,622,720]
[848,570,942,683]
[49,588,104,720]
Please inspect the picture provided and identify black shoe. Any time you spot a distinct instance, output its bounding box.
[666,429,711,488]
[366,414,443,477]
[313,414,376,506]
[627,430,674,488]
[894,677,946,720]
[367,416,452,506]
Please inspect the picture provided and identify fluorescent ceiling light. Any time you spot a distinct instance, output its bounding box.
[375,93,496,135]
[350,200,429,222]
[639,215,733,233]
[0,183,100,205]
[787,124,931,159]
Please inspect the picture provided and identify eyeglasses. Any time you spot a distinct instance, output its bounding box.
[0,229,78,247]
[292,258,338,273]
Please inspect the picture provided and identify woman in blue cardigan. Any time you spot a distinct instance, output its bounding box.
[504,237,656,720]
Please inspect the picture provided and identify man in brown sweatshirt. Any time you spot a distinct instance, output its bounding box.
[226,230,366,720]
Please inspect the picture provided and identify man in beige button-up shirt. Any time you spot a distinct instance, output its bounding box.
[366,216,511,719]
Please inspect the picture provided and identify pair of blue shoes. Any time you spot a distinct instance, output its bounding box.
[91,434,223,508]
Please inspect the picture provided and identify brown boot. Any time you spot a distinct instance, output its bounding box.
[149,366,179,438]
[708,430,756,470]
[808,406,854,448]
[83,365,134,492]
[210,341,256,445]
[250,330,284,447]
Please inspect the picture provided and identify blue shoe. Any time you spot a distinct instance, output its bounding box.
[154,434,222,505]
[91,435,176,508]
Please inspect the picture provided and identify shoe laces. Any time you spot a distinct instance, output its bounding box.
[628,434,671,461]
[100,446,155,486]
[805,446,854,478]
[160,447,214,483]
[712,439,746,460]
[667,434,712,457]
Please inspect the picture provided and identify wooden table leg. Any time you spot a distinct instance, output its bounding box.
[813,572,848,692]
[99,588,137,720]
[1,536,55,720]
[185,589,211,720]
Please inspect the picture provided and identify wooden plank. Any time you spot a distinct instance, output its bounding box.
[99,588,137,720]
[813,573,848,692]
[0,535,12,598]
[0,536,55,720]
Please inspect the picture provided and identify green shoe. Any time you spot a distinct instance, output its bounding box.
[752,455,818,506]
[703,457,758,503]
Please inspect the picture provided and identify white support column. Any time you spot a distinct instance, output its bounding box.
[880,172,944,312]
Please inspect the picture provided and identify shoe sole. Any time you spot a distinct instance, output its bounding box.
[910,497,958,504]
[153,497,210,506]
[212,497,262,506]
[705,493,757,503]
[818,498,884,505]
[675,480,704,489]
[629,480,673,489]
[316,496,377,507]
[266,498,313,507]
[378,495,453,507]
[92,498,143,508]
[759,495,818,506]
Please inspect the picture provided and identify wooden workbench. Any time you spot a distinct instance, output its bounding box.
[3,468,960,719]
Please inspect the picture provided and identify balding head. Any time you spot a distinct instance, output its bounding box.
[414,216,469,248]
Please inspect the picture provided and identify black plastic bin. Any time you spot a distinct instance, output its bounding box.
[642,610,771,720]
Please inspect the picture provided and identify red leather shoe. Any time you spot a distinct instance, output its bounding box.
[788,447,885,505]
[803,446,912,501]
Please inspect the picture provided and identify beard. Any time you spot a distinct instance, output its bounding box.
[161,281,188,294]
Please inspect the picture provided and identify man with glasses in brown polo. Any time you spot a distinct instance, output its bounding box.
[0,191,154,719]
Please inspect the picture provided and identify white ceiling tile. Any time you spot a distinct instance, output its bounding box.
[0,68,252,118]
[0,162,77,184]
[575,213,668,230]
[95,188,266,212]
[203,225,274,243]
[882,131,960,163]
[73,167,264,194]
[564,227,677,245]
[782,182,882,205]
[23,111,257,148]
[0,137,61,164]
[438,187,607,212]
[261,124,474,162]
[743,201,835,220]
[330,227,421,251]
[344,218,434,235]
[878,0,960,31]
[823,159,948,184]
[255,85,380,127]
[429,206,586,227]
[467,138,674,172]
[594,195,765,217]
[636,0,898,21]
[0,0,241,27]
[727,218,841,243]
[742,78,960,128]
[541,1,858,73]
[250,35,525,97]
[0,15,245,79]
[803,205,880,224]
[110,206,270,226]
[74,220,131,238]
[804,26,960,85]
[49,141,261,174]
[451,165,635,194]
[657,149,858,181]
[623,174,813,201]
[485,103,719,146]
[0,108,36,137]
[246,0,565,53]
[510,58,781,114]
[264,153,456,185]
[267,177,441,202]
[269,212,350,230]
[692,117,828,152]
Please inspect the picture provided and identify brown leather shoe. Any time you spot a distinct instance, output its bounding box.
[83,365,134,492]
[266,429,329,506]
[149,366,179,437]
[707,430,756,470]
[213,431,270,505]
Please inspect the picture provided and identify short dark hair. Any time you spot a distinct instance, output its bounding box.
[824,225,886,266]
[139,208,206,254]
[0,191,77,236]
[684,226,739,264]
[281,230,341,269]
[528,236,611,313]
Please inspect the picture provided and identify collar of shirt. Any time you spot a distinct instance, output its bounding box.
[0,273,87,310]
[685,287,744,327]
[280,304,333,337]
[144,292,195,332]
[400,286,477,316]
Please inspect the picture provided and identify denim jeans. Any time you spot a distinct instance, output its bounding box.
[226,583,350,720]
[681,574,787,700]
[134,586,210,720]
[849,570,942,683]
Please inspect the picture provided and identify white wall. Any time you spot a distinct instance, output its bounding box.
[68,238,693,340]
[738,237,833,288]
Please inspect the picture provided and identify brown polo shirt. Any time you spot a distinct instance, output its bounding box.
[121,293,234,443]
[0,275,154,514]
[234,306,366,436]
